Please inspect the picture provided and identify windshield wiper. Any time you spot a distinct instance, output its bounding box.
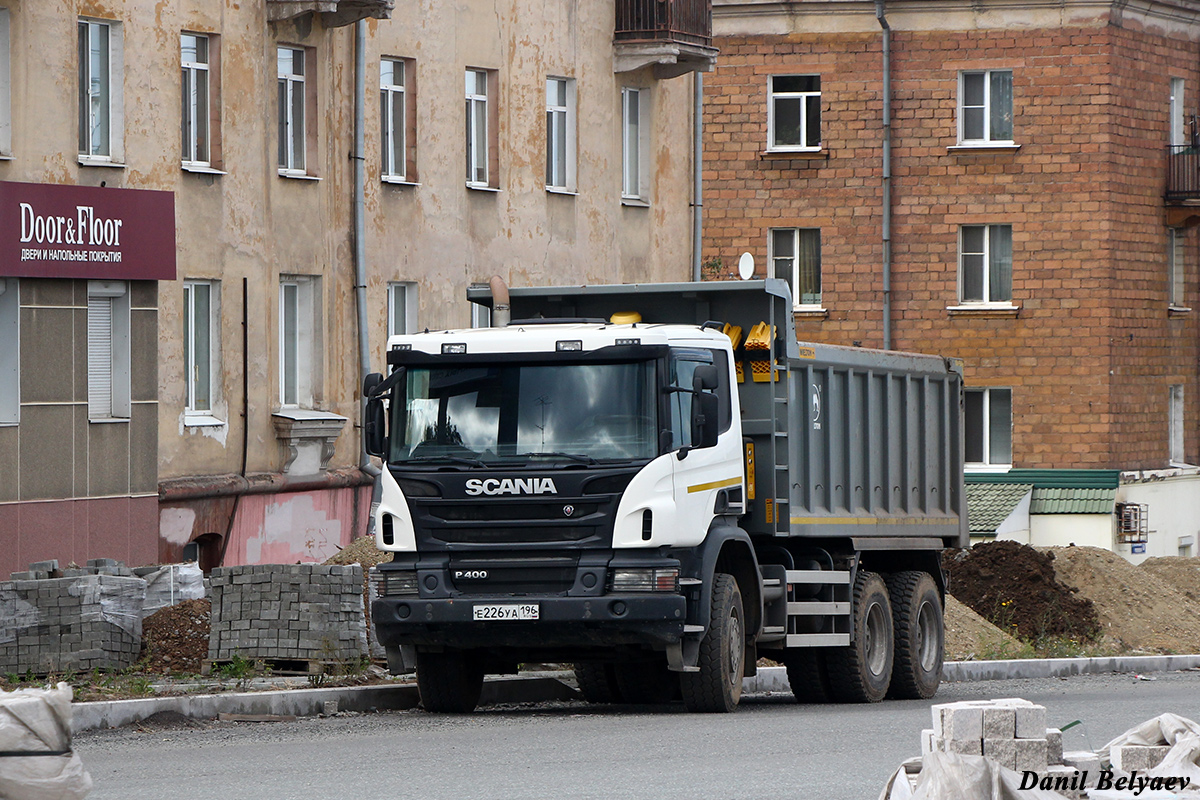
[405,455,487,467]
[516,451,597,465]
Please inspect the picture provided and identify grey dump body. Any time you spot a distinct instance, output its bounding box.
[468,278,968,550]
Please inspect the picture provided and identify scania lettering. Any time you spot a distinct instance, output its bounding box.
[364,279,966,713]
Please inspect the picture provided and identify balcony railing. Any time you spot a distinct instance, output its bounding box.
[615,0,712,49]
[1166,145,1200,203]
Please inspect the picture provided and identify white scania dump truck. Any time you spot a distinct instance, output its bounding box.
[364,279,966,713]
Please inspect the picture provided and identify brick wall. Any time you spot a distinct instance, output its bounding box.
[704,23,1200,470]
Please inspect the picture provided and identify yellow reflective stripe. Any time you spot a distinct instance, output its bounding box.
[790,516,959,525]
[687,476,742,494]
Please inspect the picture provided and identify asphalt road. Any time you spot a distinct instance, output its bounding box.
[75,670,1200,800]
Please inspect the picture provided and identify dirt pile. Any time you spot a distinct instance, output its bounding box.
[1047,547,1200,654]
[943,540,1101,642]
[139,598,212,674]
[324,537,392,568]
[943,595,1028,661]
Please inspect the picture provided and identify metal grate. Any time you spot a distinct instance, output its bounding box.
[1116,502,1148,545]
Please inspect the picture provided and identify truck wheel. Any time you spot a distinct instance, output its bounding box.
[826,570,893,703]
[782,649,832,704]
[416,650,484,713]
[612,658,680,704]
[681,573,745,713]
[886,571,943,699]
[573,662,623,704]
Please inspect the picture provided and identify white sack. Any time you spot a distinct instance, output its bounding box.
[906,751,1066,800]
[0,683,92,800]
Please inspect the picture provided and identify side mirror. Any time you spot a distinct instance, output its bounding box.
[691,391,720,450]
[692,364,719,392]
[363,372,388,458]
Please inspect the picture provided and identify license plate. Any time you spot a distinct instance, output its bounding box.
[472,604,539,621]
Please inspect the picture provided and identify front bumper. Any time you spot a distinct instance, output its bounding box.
[372,593,687,650]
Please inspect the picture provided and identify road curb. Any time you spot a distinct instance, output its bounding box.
[73,655,1200,731]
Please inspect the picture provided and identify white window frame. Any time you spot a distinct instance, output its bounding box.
[767,75,821,152]
[769,228,822,309]
[87,280,131,422]
[621,87,649,203]
[181,33,211,167]
[0,278,17,424]
[546,76,576,192]
[958,70,1014,146]
[278,46,306,175]
[0,9,11,158]
[1169,384,1187,466]
[958,224,1014,305]
[1171,77,1186,147]
[471,301,492,329]
[184,280,221,424]
[387,281,418,338]
[381,58,410,182]
[964,387,1012,470]
[1169,227,1189,310]
[78,18,124,165]
[466,69,490,188]
[279,276,320,409]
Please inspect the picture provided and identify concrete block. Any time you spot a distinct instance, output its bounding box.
[1062,751,1102,779]
[1015,704,1047,739]
[983,739,1018,771]
[920,730,936,755]
[933,703,984,741]
[1111,745,1171,773]
[1046,728,1063,765]
[1014,738,1049,773]
[947,738,983,756]
[1039,765,1085,800]
[983,707,1016,739]
[28,560,59,572]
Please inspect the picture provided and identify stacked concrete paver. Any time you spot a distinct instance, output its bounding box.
[206,564,367,671]
[0,559,145,674]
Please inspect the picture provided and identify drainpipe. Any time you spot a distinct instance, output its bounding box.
[352,20,379,476]
[693,72,704,282]
[876,0,893,350]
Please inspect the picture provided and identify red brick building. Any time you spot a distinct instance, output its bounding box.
[703,0,1200,557]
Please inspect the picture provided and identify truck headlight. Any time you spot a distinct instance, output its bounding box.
[610,568,679,593]
[372,568,419,597]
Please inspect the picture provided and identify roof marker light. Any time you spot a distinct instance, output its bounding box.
[615,338,641,346]
[442,343,467,354]
[556,340,584,352]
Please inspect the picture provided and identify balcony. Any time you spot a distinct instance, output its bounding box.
[1166,145,1200,226]
[267,0,393,27]
[614,0,717,78]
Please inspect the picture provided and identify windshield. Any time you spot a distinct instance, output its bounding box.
[389,361,658,464]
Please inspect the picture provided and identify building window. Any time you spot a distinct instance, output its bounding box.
[965,387,1012,468]
[1169,227,1187,308]
[770,228,821,307]
[381,58,416,182]
[959,70,1013,144]
[1171,78,1186,147]
[0,278,17,424]
[388,282,417,337]
[1169,384,1185,465]
[278,46,307,175]
[465,68,494,188]
[181,33,213,167]
[546,77,576,191]
[471,301,491,329]
[622,87,648,201]
[78,19,123,162]
[87,281,131,421]
[184,281,220,420]
[959,224,1013,304]
[768,75,820,151]
[279,276,320,408]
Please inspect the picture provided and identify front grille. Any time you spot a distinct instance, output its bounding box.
[449,554,579,595]
[433,526,594,544]
[429,502,600,522]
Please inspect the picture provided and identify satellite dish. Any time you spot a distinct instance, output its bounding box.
[737,252,755,281]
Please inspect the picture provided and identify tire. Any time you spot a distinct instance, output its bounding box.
[416,650,484,713]
[573,662,623,704]
[782,648,832,704]
[612,659,680,705]
[681,573,745,713]
[886,571,944,700]
[825,570,893,703]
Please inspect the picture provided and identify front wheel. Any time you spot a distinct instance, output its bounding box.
[825,570,893,703]
[681,573,745,713]
[416,650,484,713]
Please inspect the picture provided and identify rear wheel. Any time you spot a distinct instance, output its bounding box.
[681,573,745,713]
[886,571,943,699]
[416,650,484,713]
[612,658,680,705]
[782,648,832,704]
[826,570,893,703]
[573,662,623,704]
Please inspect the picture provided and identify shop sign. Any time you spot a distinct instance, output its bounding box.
[0,180,175,280]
